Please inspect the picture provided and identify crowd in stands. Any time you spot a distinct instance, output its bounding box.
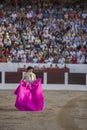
[0,1,87,64]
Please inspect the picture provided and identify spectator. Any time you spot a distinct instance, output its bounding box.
[71,55,77,64]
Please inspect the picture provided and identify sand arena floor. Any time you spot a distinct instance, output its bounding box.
[0,90,87,130]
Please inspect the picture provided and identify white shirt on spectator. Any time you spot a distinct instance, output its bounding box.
[11,13,17,20]
[48,56,54,63]
[82,13,87,19]
[76,50,82,58]
[58,56,65,64]
[77,55,85,64]
[17,49,24,57]
[10,48,17,56]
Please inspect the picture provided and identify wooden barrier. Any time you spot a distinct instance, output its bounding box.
[5,72,22,83]
[0,68,86,87]
[68,73,86,85]
[17,67,69,73]
[0,68,85,85]
[5,72,44,84]
[47,72,64,84]
[17,68,69,84]
[4,72,86,85]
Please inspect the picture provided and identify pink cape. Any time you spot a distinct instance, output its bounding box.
[14,78,44,111]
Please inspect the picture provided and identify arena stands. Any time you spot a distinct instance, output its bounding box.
[0,0,87,64]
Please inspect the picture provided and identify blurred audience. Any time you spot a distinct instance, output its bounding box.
[0,1,87,64]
